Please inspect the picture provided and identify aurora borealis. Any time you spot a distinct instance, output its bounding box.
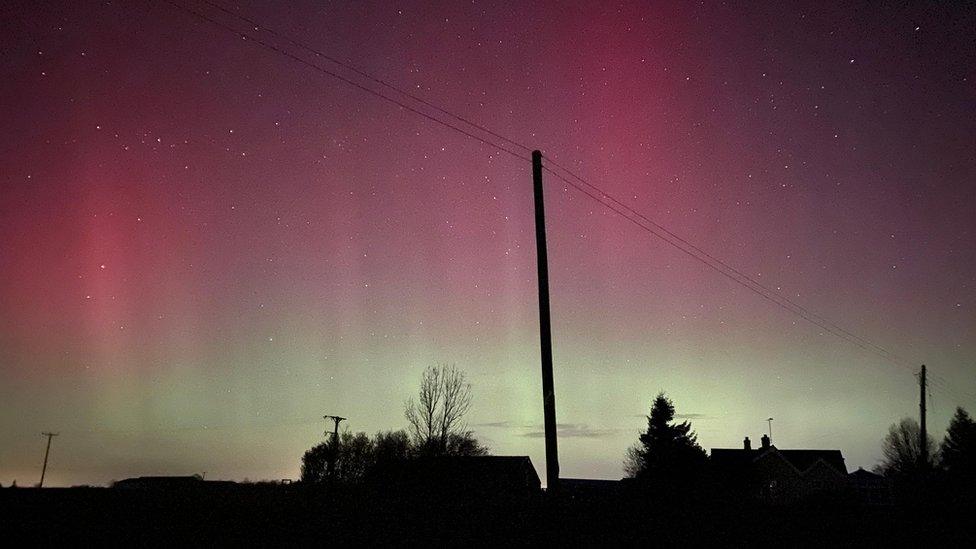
[1,1,974,487]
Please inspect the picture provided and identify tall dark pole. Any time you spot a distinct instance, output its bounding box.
[39,432,58,488]
[532,150,559,493]
[324,415,346,480]
[919,365,927,468]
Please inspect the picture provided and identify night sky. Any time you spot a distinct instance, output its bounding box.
[2,1,974,487]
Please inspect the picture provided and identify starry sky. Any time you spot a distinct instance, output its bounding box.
[1,1,974,487]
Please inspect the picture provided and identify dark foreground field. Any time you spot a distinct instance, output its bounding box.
[2,485,972,546]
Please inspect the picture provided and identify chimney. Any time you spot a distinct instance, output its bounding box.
[761,434,770,449]
[743,437,752,450]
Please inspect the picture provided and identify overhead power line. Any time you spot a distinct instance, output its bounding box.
[161,0,531,163]
[195,0,537,157]
[540,168,902,361]
[540,159,913,365]
[158,0,972,405]
[541,166,974,406]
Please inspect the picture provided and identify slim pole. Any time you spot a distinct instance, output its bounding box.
[532,150,559,493]
[919,365,927,467]
[767,418,773,444]
[39,432,58,488]
[324,415,346,480]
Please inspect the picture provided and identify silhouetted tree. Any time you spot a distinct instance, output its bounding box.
[940,407,976,477]
[405,364,487,456]
[372,429,413,474]
[876,417,936,477]
[338,432,375,481]
[302,429,421,484]
[624,445,645,478]
[625,392,707,486]
[445,431,489,456]
[301,436,335,483]
[373,430,412,460]
[301,431,375,484]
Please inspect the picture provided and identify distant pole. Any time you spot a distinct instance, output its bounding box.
[532,150,559,493]
[39,432,58,488]
[767,418,774,444]
[919,365,927,468]
[324,415,346,479]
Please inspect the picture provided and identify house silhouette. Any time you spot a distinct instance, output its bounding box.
[711,435,848,503]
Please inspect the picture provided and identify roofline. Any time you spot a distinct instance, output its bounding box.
[748,448,847,477]
[801,457,847,476]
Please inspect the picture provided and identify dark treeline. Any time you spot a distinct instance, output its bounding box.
[872,407,976,506]
[621,392,976,511]
[299,364,489,485]
[3,383,974,544]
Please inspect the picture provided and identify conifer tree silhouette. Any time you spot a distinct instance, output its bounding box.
[626,392,707,485]
[940,407,976,477]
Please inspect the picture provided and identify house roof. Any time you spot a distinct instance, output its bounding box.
[778,450,846,474]
[849,467,884,480]
[710,447,847,475]
[711,448,759,469]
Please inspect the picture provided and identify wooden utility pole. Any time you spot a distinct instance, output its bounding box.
[919,365,927,467]
[531,150,559,493]
[39,432,58,488]
[324,415,346,479]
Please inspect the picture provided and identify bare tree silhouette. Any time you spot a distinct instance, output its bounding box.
[404,364,486,456]
[876,417,936,477]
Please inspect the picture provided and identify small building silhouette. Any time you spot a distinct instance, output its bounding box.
[384,456,541,500]
[113,475,204,490]
[711,435,848,503]
[561,478,621,502]
[112,475,237,490]
[848,467,893,506]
